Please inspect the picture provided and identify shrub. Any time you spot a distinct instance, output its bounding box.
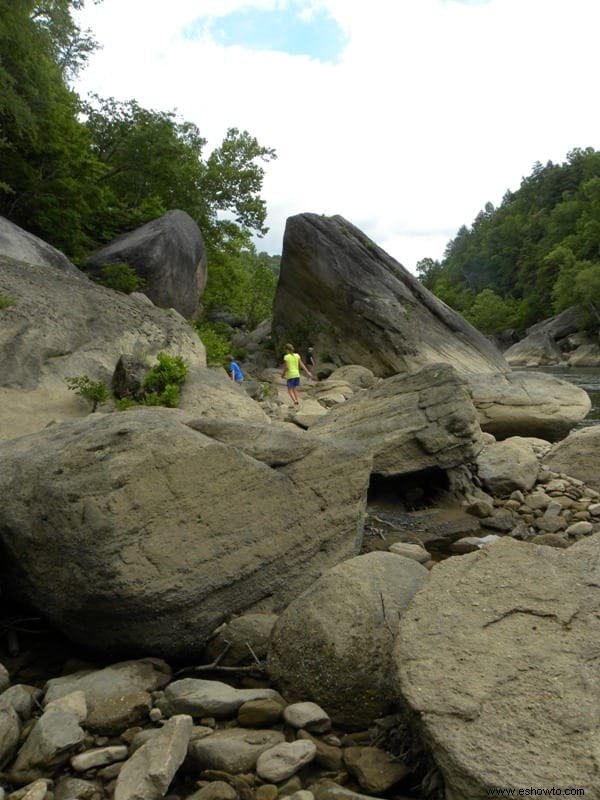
[65,375,110,411]
[96,262,146,294]
[141,352,188,408]
[0,295,16,309]
[192,321,231,366]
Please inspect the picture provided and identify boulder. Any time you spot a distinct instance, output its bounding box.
[0,255,205,441]
[467,370,591,441]
[0,408,372,658]
[0,249,269,441]
[309,363,483,476]
[395,536,600,799]
[545,426,600,492]
[272,213,509,377]
[503,330,564,366]
[0,216,84,279]
[85,210,207,319]
[475,436,539,495]
[267,552,428,728]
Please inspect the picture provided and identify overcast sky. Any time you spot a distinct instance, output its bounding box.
[72,0,599,274]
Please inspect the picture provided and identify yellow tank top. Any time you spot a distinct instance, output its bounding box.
[284,352,301,378]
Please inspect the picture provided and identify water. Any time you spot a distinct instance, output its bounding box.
[529,366,600,426]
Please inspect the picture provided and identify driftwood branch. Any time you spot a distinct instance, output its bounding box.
[174,640,267,678]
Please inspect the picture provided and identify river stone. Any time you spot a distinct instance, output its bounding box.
[8,708,85,785]
[155,679,282,719]
[255,740,317,782]
[0,408,371,658]
[0,703,21,769]
[186,729,285,774]
[395,535,600,799]
[282,702,330,733]
[268,552,428,728]
[113,714,192,800]
[342,746,408,795]
[44,659,170,734]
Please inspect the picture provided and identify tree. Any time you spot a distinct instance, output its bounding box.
[421,148,600,331]
[0,0,102,256]
[82,98,276,255]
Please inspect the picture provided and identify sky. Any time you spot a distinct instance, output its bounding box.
[72,0,600,274]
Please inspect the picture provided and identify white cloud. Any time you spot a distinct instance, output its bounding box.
[73,0,600,273]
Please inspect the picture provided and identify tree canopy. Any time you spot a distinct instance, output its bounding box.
[418,148,600,333]
[0,0,276,274]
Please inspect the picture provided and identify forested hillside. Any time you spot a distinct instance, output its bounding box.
[417,148,600,334]
[0,0,278,331]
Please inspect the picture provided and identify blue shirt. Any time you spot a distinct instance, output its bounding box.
[228,361,244,381]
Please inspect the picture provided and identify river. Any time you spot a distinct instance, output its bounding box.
[529,365,600,426]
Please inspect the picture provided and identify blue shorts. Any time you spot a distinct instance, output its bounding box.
[287,377,300,388]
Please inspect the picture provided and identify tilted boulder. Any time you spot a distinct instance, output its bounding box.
[395,536,600,799]
[0,216,84,279]
[85,210,207,319]
[272,213,509,377]
[309,363,483,476]
[467,370,591,441]
[0,408,372,658]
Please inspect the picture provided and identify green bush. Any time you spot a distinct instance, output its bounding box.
[141,352,188,408]
[96,262,146,294]
[65,375,110,411]
[0,295,16,309]
[192,321,231,366]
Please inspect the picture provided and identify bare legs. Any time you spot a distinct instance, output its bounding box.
[287,385,299,404]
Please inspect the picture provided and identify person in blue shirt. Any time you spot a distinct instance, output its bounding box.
[226,355,244,382]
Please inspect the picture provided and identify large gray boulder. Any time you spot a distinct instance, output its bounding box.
[272,213,509,377]
[0,255,205,440]
[85,210,207,319]
[309,363,483,476]
[0,408,372,658]
[467,370,591,441]
[268,552,428,728]
[0,216,84,278]
[0,252,266,442]
[395,536,600,799]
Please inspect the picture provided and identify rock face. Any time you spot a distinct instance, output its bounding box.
[85,210,207,319]
[272,213,509,377]
[503,305,600,367]
[395,536,600,799]
[0,216,84,278]
[467,370,591,441]
[0,408,372,658]
[545,425,600,492]
[267,552,428,728]
[0,255,207,441]
[309,363,483,476]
